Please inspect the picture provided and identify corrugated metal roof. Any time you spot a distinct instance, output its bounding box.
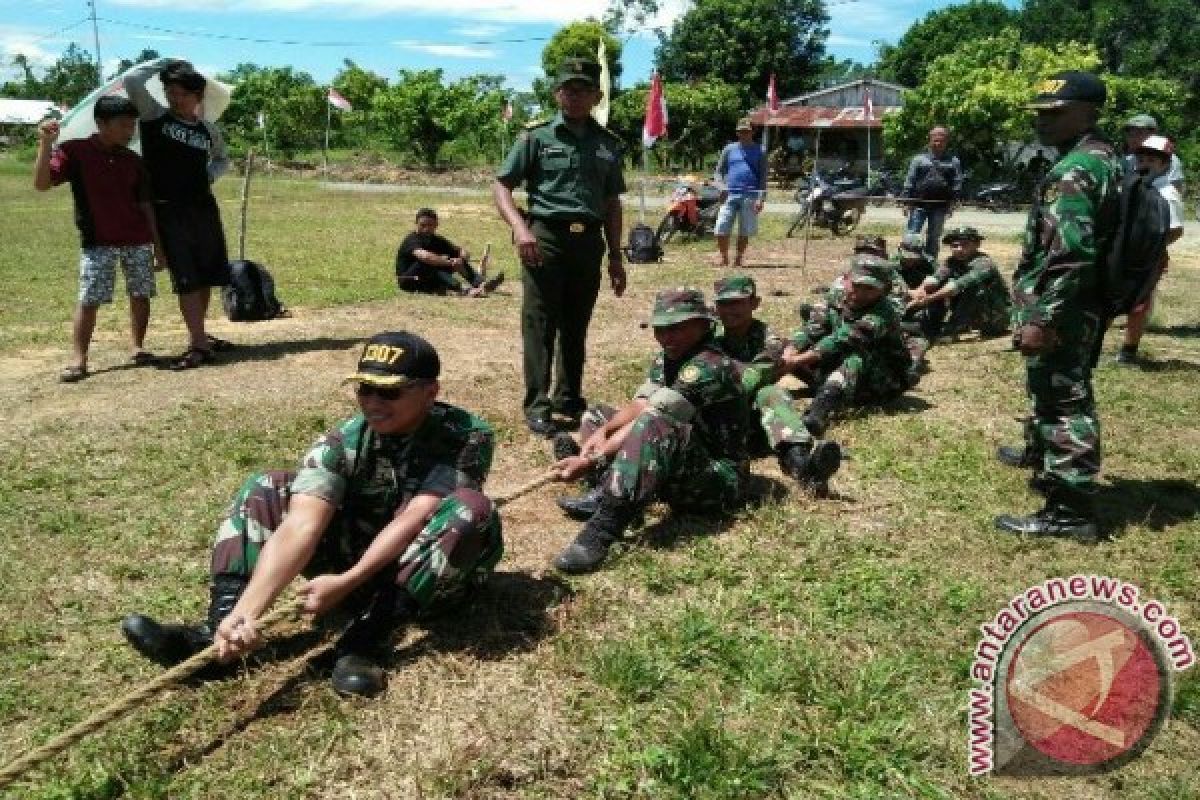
[747,105,898,130]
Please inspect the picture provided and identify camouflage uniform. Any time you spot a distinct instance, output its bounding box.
[917,229,1011,338]
[210,405,503,608]
[892,232,937,289]
[1011,132,1121,494]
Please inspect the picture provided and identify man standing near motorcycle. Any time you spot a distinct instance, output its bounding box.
[713,117,767,267]
[902,126,963,258]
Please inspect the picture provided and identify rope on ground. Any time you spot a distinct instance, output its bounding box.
[491,469,558,507]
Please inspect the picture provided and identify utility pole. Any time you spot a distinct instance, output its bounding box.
[88,0,103,86]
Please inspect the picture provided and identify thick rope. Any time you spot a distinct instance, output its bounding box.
[0,469,560,790]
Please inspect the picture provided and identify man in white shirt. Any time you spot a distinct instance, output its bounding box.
[1122,114,1185,193]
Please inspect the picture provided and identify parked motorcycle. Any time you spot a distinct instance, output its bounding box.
[974,181,1021,212]
[786,172,868,237]
[656,181,723,243]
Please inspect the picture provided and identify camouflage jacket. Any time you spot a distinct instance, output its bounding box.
[635,336,751,460]
[891,253,936,289]
[290,404,494,551]
[808,294,910,376]
[716,318,785,393]
[1013,132,1121,330]
[925,251,1008,298]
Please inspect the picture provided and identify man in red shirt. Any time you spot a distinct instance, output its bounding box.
[33,96,164,382]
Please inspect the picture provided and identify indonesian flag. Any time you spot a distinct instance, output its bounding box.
[767,73,780,114]
[862,85,873,121]
[502,99,513,122]
[327,87,352,112]
[643,71,667,148]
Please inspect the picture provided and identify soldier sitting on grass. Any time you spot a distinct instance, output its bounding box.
[121,332,504,698]
[907,226,1011,340]
[781,256,914,436]
[548,288,753,574]
[396,208,504,297]
[893,233,937,289]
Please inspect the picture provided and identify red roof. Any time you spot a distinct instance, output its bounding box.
[747,105,894,129]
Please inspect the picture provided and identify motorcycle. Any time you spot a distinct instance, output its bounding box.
[974,181,1021,212]
[786,172,868,237]
[656,181,723,243]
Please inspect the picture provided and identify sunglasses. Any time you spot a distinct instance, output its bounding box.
[355,381,426,400]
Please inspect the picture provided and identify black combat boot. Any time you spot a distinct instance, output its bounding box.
[996,445,1039,468]
[556,485,605,520]
[994,489,1099,541]
[778,440,842,495]
[554,497,638,574]
[330,586,417,698]
[121,574,247,668]
[802,385,845,438]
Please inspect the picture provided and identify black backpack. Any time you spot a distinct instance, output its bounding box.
[1101,171,1171,317]
[625,223,663,264]
[915,161,955,202]
[223,259,285,322]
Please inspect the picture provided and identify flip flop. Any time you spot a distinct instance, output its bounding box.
[168,347,214,371]
[59,365,88,383]
[205,334,235,352]
[131,350,158,367]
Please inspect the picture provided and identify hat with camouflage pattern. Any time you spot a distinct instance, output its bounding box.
[649,287,714,327]
[898,233,926,255]
[847,254,893,290]
[942,225,984,244]
[713,274,757,302]
[853,234,888,258]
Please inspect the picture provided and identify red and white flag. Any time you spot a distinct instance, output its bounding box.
[767,73,780,114]
[862,85,873,121]
[643,71,667,148]
[326,87,352,112]
[502,99,513,123]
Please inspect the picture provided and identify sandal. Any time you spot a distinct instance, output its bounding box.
[131,350,158,367]
[59,365,88,383]
[168,347,214,371]
[205,334,235,352]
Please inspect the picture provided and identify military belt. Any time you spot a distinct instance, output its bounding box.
[532,216,602,235]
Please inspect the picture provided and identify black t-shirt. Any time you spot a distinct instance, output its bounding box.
[395,232,459,277]
[139,114,216,204]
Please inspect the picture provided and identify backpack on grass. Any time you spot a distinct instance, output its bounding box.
[223,260,286,322]
[624,223,663,264]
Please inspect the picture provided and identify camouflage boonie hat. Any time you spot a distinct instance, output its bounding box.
[853,234,888,258]
[556,58,601,89]
[713,274,757,302]
[942,225,984,244]
[649,287,713,327]
[847,254,893,290]
[898,233,926,255]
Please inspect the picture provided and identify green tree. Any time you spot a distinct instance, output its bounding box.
[610,79,742,170]
[332,59,388,111]
[0,54,44,99]
[111,49,161,80]
[40,44,100,106]
[372,69,506,168]
[219,64,326,158]
[876,1,1019,88]
[655,0,829,106]
[816,57,875,87]
[603,0,661,31]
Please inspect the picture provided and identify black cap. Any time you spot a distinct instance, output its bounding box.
[345,331,440,387]
[1027,71,1106,109]
[556,58,601,89]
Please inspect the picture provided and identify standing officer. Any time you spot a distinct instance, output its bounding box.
[901,126,963,258]
[995,71,1121,540]
[493,58,627,437]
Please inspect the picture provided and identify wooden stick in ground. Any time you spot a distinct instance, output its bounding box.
[238,149,255,261]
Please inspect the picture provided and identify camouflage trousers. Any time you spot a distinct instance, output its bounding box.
[918,286,1011,339]
[817,353,909,403]
[1024,342,1101,493]
[210,470,504,608]
[748,384,812,456]
[601,409,742,513]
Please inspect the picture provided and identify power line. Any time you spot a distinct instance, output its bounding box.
[31,16,92,44]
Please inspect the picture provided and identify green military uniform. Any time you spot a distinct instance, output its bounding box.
[916,226,1011,338]
[893,232,937,289]
[495,58,626,426]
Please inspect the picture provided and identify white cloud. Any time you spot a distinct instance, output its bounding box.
[450,24,507,38]
[106,0,611,23]
[0,26,59,74]
[395,40,498,59]
[131,33,179,42]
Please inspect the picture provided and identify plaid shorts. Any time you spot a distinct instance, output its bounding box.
[78,245,157,306]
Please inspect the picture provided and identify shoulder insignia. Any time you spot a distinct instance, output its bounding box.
[680,364,703,384]
[523,118,548,130]
[1041,183,1060,205]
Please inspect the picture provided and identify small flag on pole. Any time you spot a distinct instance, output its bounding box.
[643,71,667,148]
[594,39,611,126]
[326,87,352,112]
[862,85,873,121]
[767,73,780,114]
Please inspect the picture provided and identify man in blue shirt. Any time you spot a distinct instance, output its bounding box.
[713,117,767,267]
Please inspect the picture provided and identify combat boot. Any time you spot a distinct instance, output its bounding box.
[994,489,1099,541]
[802,385,844,438]
[330,586,417,698]
[996,445,1038,469]
[778,440,842,496]
[121,574,247,668]
[556,485,604,520]
[554,498,638,574]
[552,432,581,462]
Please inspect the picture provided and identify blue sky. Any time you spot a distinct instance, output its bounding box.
[1,0,1009,92]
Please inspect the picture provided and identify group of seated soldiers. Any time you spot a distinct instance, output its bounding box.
[550,227,1012,573]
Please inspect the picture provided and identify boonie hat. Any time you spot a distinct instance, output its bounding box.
[853,234,888,258]
[649,287,714,327]
[735,117,753,131]
[942,225,984,244]
[1134,134,1174,157]
[713,275,757,302]
[1027,71,1106,109]
[898,233,926,255]
[1124,113,1158,130]
[847,255,893,290]
[345,331,441,387]
[556,58,601,89]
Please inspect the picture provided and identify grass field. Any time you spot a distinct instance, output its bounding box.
[0,154,1196,799]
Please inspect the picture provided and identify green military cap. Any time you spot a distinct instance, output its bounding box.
[942,225,984,244]
[713,274,757,302]
[1027,70,1106,109]
[898,233,926,254]
[556,57,601,89]
[1124,113,1158,130]
[853,234,888,258]
[847,254,893,290]
[650,287,713,327]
